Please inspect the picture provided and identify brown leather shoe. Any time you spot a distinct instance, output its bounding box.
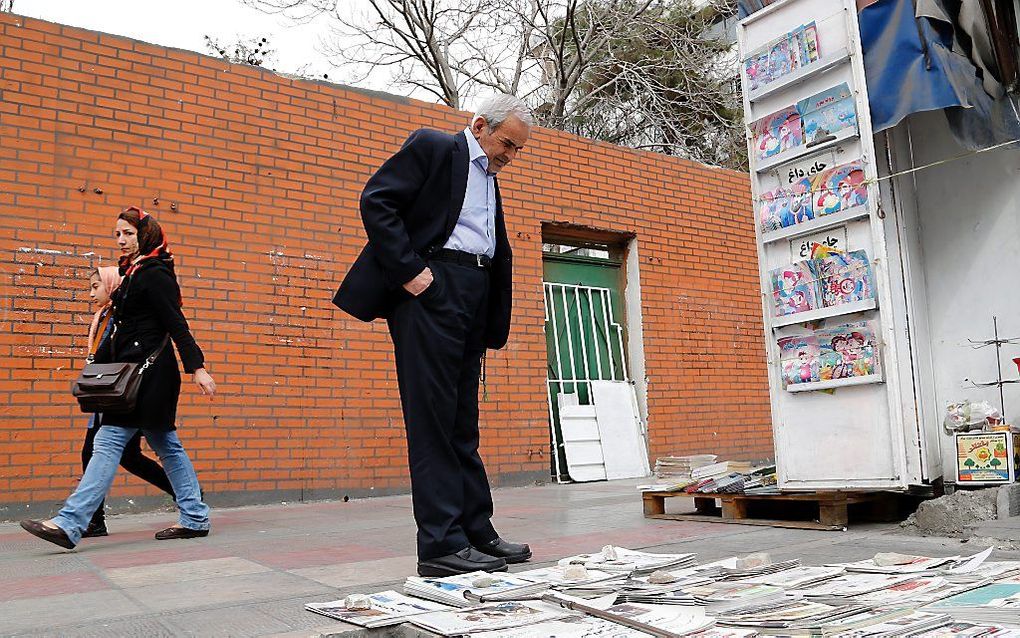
[20,520,76,550]
[154,526,209,541]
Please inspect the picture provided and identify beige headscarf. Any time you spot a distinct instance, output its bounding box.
[87,266,123,355]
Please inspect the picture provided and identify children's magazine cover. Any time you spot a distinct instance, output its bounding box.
[800,22,820,64]
[797,83,857,146]
[779,334,820,386]
[758,187,786,232]
[788,176,815,224]
[744,51,770,92]
[753,106,802,161]
[810,249,874,308]
[813,160,868,215]
[817,322,879,381]
[771,262,818,316]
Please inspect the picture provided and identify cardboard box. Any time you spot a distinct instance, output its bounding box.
[955,432,1019,484]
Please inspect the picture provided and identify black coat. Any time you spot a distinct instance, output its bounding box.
[332,129,514,350]
[94,259,205,431]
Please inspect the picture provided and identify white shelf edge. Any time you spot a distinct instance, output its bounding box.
[771,297,877,329]
[761,205,871,244]
[755,128,860,174]
[786,373,885,393]
[748,48,851,104]
[739,0,800,26]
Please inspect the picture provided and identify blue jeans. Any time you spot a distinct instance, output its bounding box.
[53,426,209,545]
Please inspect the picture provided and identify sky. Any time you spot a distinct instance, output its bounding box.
[12,0,391,90]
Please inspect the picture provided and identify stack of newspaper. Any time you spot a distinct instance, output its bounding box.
[722,558,801,579]
[305,591,451,628]
[562,547,697,575]
[825,609,953,637]
[654,454,718,479]
[736,565,844,589]
[714,598,867,632]
[407,601,568,636]
[923,576,1020,624]
[403,572,550,607]
[692,461,754,481]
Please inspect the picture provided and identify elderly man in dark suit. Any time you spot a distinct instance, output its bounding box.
[334,95,533,576]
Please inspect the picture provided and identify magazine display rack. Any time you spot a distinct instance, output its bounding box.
[739,0,918,490]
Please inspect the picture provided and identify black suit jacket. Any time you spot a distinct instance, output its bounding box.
[333,129,514,350]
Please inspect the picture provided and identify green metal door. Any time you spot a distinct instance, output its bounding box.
[543,253,629,481]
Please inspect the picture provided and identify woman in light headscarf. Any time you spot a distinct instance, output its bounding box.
[79,265,176,538]
[22,208,214,548]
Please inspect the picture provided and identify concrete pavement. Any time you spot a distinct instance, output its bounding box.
[3,479,1019,637]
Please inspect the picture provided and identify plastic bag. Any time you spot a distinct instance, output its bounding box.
[944,400,1000,433]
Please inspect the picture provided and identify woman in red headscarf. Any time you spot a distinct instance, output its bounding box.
[21,208,215,549]
[79,265,177,538]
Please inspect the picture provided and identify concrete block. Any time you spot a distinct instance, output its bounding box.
[998,482,1020,519]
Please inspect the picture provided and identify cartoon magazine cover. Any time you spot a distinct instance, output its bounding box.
[779,334,820,386]
[813,160,868,215]
[797,83,858,146]
[743,50,771,92]
[771,262,818,316]
[810,250,874,308]
[800,22,820,64]
[788,176,814,224]
[753,106,802,161]
[758,187,786,231]
[817,322,879,381]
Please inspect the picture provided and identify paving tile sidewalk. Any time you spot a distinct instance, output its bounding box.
[2,479,1018,637]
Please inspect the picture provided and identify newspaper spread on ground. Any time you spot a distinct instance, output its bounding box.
[304,591,451,628]
[798,572,920,598]
[826,609,951,637]
[737,565,845,589]
[305,547,1020,637]
[922,576,1020,623]
[908,621,1020,637]
[561,547,698,574]
[408,601,568,635]
[403,571,550,607]
[832,554,959,574]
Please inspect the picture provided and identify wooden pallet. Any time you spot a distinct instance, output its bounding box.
[642,490,898,531]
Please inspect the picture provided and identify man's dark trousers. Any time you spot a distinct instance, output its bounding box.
[387,258,499,561]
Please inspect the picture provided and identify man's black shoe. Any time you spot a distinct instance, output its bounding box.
[475,537,532,564]
[81,522,109,538]
[417,546,508,577]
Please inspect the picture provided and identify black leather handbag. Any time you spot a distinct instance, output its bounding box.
[71,335,168,413]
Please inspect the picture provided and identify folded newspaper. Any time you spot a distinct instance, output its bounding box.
[304,590,450,628]
[408,601,568,636]
[403,571,550,607]
[922,576,1020,624]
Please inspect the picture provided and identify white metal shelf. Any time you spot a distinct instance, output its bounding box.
[748,47,852,104]
[755,127,860,174]
[762,205,871,244]
[771,297,878,329]
[786,373,885,393]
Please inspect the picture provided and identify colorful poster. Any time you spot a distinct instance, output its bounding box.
[797,83,858,145]
[753,106,802,160]
[771,262,818,316]
[816,322,879,381]
[813,160,868,215]
[779,334,820,386]
[810,249,874,308]
[956,432,1014,483]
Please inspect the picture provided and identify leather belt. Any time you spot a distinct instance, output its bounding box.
[430,248,492,269]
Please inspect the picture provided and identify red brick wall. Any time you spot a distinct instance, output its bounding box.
[0,13,772,510]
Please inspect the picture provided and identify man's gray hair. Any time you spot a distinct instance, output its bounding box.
[472,94,534,130]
